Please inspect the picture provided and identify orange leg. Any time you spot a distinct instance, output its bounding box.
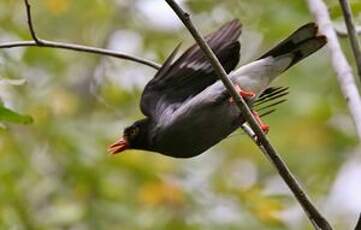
[229,85,269,134]
[229,85,256,103]
[252,111,269,134]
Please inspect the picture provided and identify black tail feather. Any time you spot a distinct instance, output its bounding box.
[256,99,288,112]
[259,23,318,59]
[256,87,289,103]
[253,91,289,107]
[252,86,289,117]
[248,23,327,118]
[259,109,277,118]
[258,23,327,70]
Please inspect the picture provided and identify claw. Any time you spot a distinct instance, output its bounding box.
[260,123,269,134]
[236,85,256,98]
[230,85,268,133]
[252,111,269,134]
[229,85,256,103]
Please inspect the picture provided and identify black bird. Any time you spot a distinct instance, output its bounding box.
[109,20,326,158]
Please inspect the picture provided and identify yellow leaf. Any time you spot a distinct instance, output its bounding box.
[254,199,283,224]
[42,0,70,15]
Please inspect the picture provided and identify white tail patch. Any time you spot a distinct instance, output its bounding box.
[229,56,292,95]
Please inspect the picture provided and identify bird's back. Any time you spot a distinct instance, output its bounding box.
[150,81,243,158]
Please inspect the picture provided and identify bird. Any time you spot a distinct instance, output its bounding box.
[108,19,326,158]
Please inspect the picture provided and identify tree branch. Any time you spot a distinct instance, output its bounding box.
[338,0,361,80]
[306,0,361,140]
[24,0,42,44]
[165,0,332,229]
[0,40,161,69]
[0,0,161,70]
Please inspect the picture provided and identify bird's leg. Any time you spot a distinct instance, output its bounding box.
[229,84,269,134]
[228,84,256,103]
[252,111,269,134]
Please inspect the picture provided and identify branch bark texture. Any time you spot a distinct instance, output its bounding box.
[307,0,361,140]
[165,0,332,229]
[338,0,361,79]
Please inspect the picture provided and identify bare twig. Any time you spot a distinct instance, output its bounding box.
[0,40,160,69]
[0,1,161,70]
[24,0,42,44]
[165,0,332,229]
[240,124,257,140]
[338,0,361,80]
[240,124,279,167]
[307,0,361,140]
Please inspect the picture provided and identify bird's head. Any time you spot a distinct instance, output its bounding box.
[108,118,151,154]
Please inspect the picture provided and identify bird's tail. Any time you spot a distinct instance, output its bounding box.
[258,23,327,70]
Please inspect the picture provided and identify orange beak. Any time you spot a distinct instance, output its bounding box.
[108,137,129,154]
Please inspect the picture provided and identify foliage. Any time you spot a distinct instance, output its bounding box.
[0,0,360,229]
[0,104,33,125]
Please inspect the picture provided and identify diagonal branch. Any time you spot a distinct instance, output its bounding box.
[0,0,161,70]
[338,0,361,80]
[165,0,332,229]
[306,0,361,140]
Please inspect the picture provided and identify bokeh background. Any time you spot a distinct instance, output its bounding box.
[1,0,361,229]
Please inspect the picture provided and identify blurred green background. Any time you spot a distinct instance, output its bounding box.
[0,0,361,229]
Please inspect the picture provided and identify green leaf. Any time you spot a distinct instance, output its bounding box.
[0,105,33,124]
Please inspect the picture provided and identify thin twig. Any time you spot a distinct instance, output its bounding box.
[240,124,276,165]
[307,0,361,140]
[24,0,42,44]
[0,40,160,69]
[165,0,332,229]
[0,1,161,70]
[240,124,256,140]
[338,0,361,80]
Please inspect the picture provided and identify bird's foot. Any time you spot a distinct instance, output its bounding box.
[229,85,256,103]
[252,111,269,134]
[229,85,268,133]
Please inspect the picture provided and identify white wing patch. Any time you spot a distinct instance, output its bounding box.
[178,60,209,71]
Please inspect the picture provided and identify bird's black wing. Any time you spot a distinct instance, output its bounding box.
[140,19,242,119]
